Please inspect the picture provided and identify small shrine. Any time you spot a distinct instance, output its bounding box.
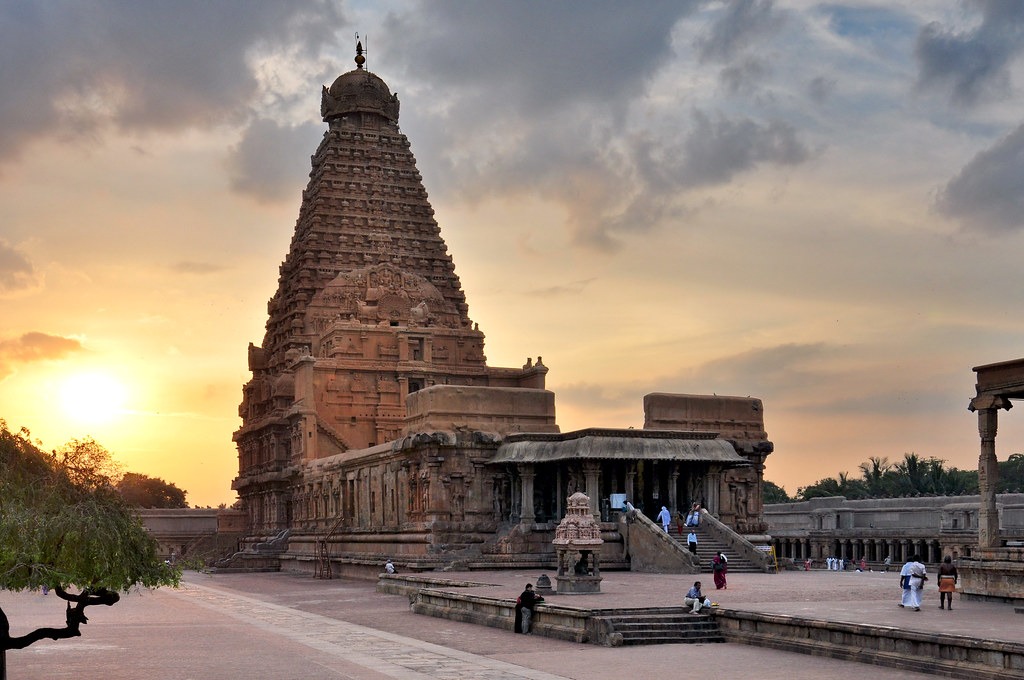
[552,492,604,594]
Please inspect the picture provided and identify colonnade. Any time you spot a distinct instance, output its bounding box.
[772,535,969,565]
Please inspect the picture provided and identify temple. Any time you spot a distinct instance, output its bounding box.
[229,46,773,574]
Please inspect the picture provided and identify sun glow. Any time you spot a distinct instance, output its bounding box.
[59,372,129,425]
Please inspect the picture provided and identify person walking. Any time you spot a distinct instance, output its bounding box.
[514,583,544,634]
[938,556,958,610]
[687,530,698,555]
[657,506,671,532]
[712,551,728,590]
[899,554,926,611]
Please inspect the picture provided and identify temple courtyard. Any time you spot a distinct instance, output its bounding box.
[3,569,1020,679]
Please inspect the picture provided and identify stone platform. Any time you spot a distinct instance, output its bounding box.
[3,569,1022,679]
[386,568,1024,679]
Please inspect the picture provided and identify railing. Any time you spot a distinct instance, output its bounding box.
[697,509,773,572]
[314,515,346,579]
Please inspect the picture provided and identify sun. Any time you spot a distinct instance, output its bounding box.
[59,372,128,425]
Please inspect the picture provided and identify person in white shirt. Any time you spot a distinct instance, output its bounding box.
[656,506,671,532]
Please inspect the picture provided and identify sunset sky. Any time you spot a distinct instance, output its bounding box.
[3,1,1024,507]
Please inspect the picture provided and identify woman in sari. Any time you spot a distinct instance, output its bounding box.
[712,551,728,590]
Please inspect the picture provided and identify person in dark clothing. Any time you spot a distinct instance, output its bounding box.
[938,555,958,610]
[513,583,544,634]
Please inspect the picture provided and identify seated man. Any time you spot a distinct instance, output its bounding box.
[684,580,712,614]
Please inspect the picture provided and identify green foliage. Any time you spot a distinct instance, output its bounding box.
[116,472,188,508]
[793,451,981,501]
[997,453,1024,492]
[0,423,179,594]
[762,480,791,504]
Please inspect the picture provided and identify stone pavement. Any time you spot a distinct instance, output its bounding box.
[2,567,1016,679]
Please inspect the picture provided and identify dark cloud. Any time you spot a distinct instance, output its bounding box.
[694,0,786,64]
[0,0,345,163]
[719,57,772,95]
[227,118,323,202]
[0,332,82,380]
[637,109,811,190]
[0,241,40,294]
[915,0,1024,107]
[936,122,1024,233]
[807,75,837,104]
[386,1,697,117]
[377,1,810,251]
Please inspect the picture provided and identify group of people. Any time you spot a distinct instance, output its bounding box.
[897,553,958,610]
[898,555,959,611]
[822,556,869,572]
[654,503,702,534]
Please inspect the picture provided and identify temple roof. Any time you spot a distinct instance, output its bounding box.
[490,428,749,465]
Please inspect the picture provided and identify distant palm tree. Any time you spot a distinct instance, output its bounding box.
[859,456,891,496]
[894,452,927,495]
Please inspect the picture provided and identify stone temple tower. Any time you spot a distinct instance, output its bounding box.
[233,44,550,533]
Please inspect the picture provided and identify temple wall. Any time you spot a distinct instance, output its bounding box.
[643,392,768,441]
[403,385,558,435]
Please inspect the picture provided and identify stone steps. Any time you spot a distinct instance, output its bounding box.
[595,610,725,645]
[671,528,762,573]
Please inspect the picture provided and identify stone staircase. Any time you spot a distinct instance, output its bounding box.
[672,526,763,573]
[593,607,725,646]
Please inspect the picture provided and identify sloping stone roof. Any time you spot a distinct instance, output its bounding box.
[490,428,749,465]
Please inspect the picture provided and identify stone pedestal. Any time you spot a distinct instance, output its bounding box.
[553,492,603,594]
[958,546,1024,604]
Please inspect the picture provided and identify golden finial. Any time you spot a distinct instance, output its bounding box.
[355,33,366,70]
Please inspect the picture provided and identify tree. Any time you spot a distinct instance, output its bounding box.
[859,456,892,496]
[762,480,791,504]
[797,471,867,500]
[0,423,178,679]
[116,472,188,508]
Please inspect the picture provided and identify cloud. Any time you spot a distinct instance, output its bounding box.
[0,241,40,294]
[374,2,817,252]
[226,118,323,202]
[523,278,596,297]
[695,0,786,64]
[635,109,812,191]
[807,75,837,104]
[678,342,834,397]
[936,122,1024,233]
[914,0,1024,107]
[0,1,345,163]
[386,1,696,116]
[0,332,83,380]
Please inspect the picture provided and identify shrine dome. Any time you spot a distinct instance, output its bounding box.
[321,43,400,123]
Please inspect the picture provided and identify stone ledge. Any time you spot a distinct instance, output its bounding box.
[409,587,593,643]
[714,608,1024,680]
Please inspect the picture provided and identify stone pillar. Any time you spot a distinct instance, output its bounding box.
[668,466,679,516]
[970,396,1010,550]
[519,464,536,527]
[625,465,636,504]
[705,468,722,514]
[583,462,601,521]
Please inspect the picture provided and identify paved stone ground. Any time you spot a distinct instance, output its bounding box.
[1,568,1015,679]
